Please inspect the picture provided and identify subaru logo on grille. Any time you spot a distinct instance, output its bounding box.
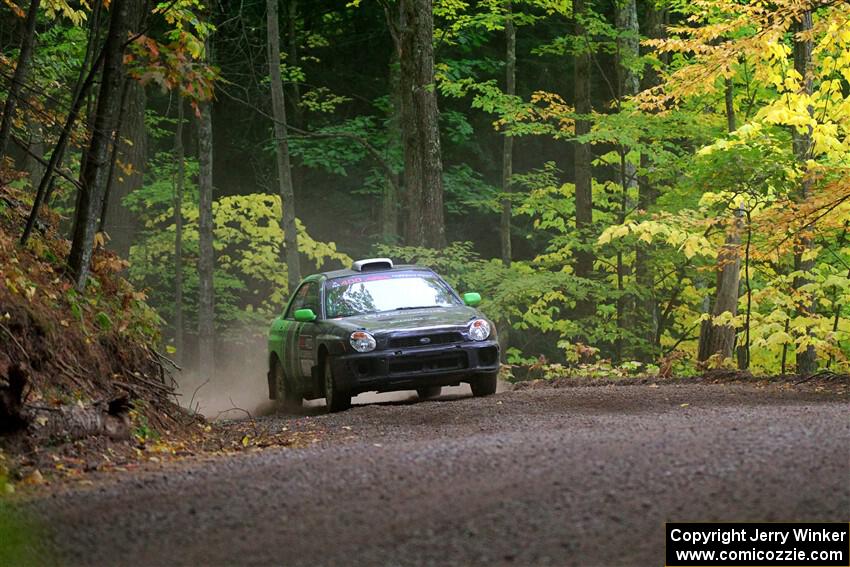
[419,337,431,344]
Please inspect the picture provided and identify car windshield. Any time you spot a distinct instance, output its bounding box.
[325,272,461,318]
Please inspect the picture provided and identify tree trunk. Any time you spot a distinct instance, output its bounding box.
[634,0,665,354]
[286,0,305,220]
[198,29,215,380]
[68,0,130,291]
[614,0,639,190]
[1,364,131,439]
[614,0,639,361]
[0,0,41,162]
[573,0,593,316]
[724,77,736,133]
[101,79,146,258]
[698,213,743,362]
[23,113,45,189]
[698,78,741,364]
[792,10,817,376]
[174,97,185,365]
[615,0,639,100]
[99,78,131,234]
[267,0,301,293]
[287,0,304,132]
[383,51,401,243]
[21,0,102,242]
[496,0,517,361]
[500,0,515,267]
[400,0,445,249]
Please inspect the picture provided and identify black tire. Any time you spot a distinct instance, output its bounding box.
[416,386,442,400]
[271,357,302,412]
[324,357,351,413]
[470,372,498,397]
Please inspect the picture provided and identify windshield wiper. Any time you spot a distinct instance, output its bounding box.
[393,305,444,311]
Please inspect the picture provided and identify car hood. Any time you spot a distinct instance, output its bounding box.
[333,305,482,334]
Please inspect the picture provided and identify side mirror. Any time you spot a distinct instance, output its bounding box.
[462,292,482,307]
[294,308,317,322]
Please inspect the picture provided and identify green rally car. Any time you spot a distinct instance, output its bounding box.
[267,258,500,412]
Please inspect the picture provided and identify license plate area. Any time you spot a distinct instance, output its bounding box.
[388,352,468,374]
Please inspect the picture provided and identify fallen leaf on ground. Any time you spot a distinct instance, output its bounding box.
[23,469,45,485]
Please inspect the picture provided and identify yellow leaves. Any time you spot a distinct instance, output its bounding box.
[709,310,741,328]
[765,331,794,347]
[597,222,634,244]
[599,219,716,259]
[758,95,819,131]
[502,91,576,134]
[135,192,352,314]
[680,234,710,259]
[2,0,25,18]
[765,40,791,62]
[43,0,88,25]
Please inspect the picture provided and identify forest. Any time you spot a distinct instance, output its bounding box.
[1,0,849,382]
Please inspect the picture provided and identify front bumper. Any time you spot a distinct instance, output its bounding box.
[330,340,500,394]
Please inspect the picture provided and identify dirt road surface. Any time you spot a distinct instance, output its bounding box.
[17,384,850,566]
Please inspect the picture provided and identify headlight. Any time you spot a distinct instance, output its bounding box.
[350,331,377,352]
[468,319,491,341]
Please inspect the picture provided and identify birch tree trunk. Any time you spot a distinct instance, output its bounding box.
[267,0,302,293]
[0,0,41,161]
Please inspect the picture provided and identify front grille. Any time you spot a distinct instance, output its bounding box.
[387,332,463,349]
[389,352,468,374]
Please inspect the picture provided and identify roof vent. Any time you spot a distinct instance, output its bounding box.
[352,258,394,272]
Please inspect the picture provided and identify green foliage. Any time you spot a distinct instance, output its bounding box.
[126,153,351,344]
[6,0,849,379]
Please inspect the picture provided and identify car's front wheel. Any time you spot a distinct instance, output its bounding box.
[324,357,351,413]
[416,386,441,400]
[470,372,498,397]
[271,357,302,411]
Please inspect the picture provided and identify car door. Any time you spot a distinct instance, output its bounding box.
[293,280,322,391]
[282,283,312,388]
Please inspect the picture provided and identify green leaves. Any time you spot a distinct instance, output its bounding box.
[127,172,352,341]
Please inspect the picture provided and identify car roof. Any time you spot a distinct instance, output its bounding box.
[315,264,435,281]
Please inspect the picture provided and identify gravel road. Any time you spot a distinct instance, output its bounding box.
[18,384,850,566]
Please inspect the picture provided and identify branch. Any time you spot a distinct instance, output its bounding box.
[10,135,82,189]
[217,86,400,194]
[769,191,850,253]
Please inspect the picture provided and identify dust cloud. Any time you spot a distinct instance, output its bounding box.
[174,336,276,420]
[174,335,509,419]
